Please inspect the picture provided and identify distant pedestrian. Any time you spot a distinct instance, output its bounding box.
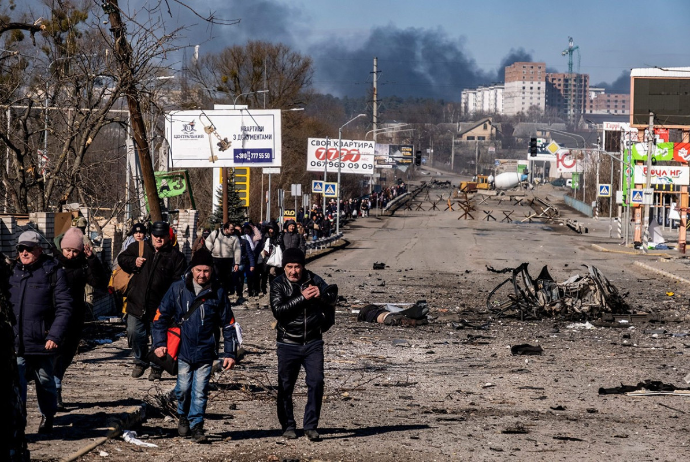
[9,231,73,434]
[205,222,241,296]
[152,247,238,443]
[270,248,337,441]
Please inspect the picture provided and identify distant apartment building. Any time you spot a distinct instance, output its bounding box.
[503,62,546,116]
[586,88,630,115]
[545,73,590,120]
[461,84,504,115]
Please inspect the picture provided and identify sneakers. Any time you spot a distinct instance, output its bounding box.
[190,425,207,443]
[305,429,320,441]
[132,364,147,378]
[178,416,190,437]
[38,415,54,434]
[148,368,162,381]
[56,389,65,412]
[282,428,297,439]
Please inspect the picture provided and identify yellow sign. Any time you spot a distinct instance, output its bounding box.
[546,141,560,154]
[232,167,250,208]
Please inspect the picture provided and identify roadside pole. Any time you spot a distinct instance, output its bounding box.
[642,112,654,253]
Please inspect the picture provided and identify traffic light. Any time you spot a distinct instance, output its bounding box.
[529,138,538,157]
[414,150,422,166]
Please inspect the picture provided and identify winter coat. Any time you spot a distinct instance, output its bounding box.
[117,240,187,321]
[53,248,109,325]
[205,229,241,261]
[9,254,74,356]
[152,273,238,364]
[280,220,306,253]
[239,235,256,268]
[270,270,337,344]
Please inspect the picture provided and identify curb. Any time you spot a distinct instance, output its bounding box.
[306,239,350,263]
[59,404,146,462]
[591,243,672,258]
[634,261,690,285]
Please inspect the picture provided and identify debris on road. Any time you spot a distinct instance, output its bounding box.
[487,263,631,320]
[122,430,158,448]
[598,380,690,395]
[373,262,386,270]
[511,344,544,355]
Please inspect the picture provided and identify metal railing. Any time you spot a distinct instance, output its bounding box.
[305,232,344,254]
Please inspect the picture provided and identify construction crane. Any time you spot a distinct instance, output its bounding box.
[561,37,581,123]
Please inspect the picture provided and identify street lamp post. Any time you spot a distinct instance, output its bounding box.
[233,90,268,108]
[336,114,366,234]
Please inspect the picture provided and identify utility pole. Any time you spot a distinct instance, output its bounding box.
[642,112,654,253]
[475,140,479,177]
[104,0,162,222]
[371,57,378,193]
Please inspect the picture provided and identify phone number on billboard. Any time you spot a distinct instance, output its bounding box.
[310,161,374,170]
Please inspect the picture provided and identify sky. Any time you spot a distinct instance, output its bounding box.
[160,0,690,100]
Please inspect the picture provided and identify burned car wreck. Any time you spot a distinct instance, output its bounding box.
[486,263,631,320]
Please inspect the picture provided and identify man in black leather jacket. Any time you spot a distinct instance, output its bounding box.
[270,248,336,441]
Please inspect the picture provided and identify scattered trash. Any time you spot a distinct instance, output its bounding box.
[92,339,114,345]
[553,435,584,442]
[586,408,598,414]
[566,322,595,330]
[667,292,675,297]
[510,344,543,356]
[122,430,158,448]
[550,405,566,411]
[487,263,630,320]
[599,380,690,395]
[373,262,386,270]
[502,423,529,434]
[99,451,109,457]
[482,383,495,388]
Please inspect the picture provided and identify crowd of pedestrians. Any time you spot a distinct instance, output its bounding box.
[3,207,342,451]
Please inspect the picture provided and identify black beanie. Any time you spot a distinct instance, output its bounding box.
[190,247,214,269]
[282,247,306,267]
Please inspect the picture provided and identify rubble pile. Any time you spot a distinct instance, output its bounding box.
[487,263,631,320]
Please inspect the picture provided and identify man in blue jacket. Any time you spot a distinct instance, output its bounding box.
[9,230,73,434]
[152,247,238,443]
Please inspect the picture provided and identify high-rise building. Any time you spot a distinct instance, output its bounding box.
[460,84,504,115]
[503,62,546,116]
[545,73,590,120]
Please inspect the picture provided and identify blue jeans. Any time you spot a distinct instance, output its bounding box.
[176,360,213,429]
[17,355,58,418]
[276,340,324,431]
[126,314,160,370]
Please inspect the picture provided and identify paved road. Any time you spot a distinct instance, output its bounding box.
[24,178,690,461]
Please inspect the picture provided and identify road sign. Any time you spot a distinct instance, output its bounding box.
[323,182,338,198]
[598,184,611,197]
[291,184,301,196]
[546,141,560,154]
[631,189,643,205]
[311,180,324,193]
[263,167,281,174]
[615,190,624,204]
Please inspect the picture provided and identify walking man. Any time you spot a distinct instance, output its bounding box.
[205,222,241,296]
[118,221,186,380]
[152,247,238,443]
[270,248,337,441]
[9,230,73,434]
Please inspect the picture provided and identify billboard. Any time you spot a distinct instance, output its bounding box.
[631,68,690,128]
[374,143,413,166]
[633,165,690,185]
[165,109,282,168]
[306,138,375,175]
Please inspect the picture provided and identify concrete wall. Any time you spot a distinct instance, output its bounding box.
[564,195,593,217]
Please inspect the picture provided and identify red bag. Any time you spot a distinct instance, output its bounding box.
[166,327,181,361]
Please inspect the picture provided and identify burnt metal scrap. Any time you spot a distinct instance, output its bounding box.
[487,263,630,320]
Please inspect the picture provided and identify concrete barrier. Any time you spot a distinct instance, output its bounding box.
[563,195,593,217]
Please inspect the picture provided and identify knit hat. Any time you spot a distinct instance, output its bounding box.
[129,222,147,236]
[150,221,169,237]
[190,247,214,269]
[282,247,305,267]
[62,228,84,251]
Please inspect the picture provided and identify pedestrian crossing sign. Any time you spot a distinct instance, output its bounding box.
[323,182,338,198]
[312,180,324,193]
[631,189,643,204]
[598,184,611,197]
